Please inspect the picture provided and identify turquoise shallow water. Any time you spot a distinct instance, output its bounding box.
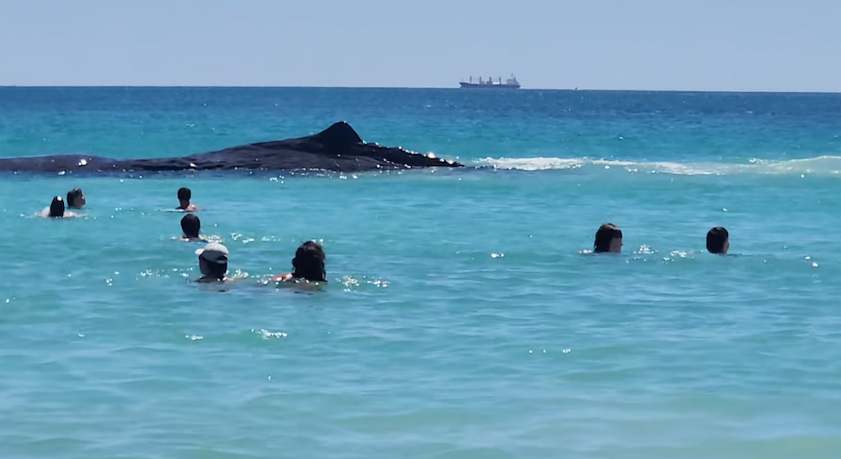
[2,88,841,458]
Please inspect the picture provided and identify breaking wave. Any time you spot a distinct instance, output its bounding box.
[472,155,841,176]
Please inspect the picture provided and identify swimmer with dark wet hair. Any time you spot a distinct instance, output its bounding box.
[49,196,65,218]
[180,213,207,242]
[176,187,200,211]
[66,188,86,209]
[594,223,623,253]
[271,241,328,284]
[38,196,81,218]
[706,226,729,254]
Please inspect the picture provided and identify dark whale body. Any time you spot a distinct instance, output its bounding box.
[0,122,463,174]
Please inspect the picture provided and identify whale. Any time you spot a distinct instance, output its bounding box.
[0,122,463,174]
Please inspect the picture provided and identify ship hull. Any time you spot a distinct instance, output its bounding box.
[459,82,520,89]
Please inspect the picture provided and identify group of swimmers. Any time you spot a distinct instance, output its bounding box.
[39,187,731,288]
[40,187,329,287]
[590,223,730,255]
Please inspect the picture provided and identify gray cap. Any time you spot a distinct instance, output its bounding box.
[196,242,229,264]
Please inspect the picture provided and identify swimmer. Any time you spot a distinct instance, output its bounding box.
[195,242,234,283]
[594,223,623,253]
[180,214,207,242]
[706,226,729,255]
[66,188,86,209]
[176,187,200,211]
[38,196,81,218]
[271,241,328,284]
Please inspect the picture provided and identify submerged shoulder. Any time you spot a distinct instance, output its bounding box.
[271,273,294,283]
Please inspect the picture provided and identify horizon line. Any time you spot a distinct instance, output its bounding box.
[0,84,839,95]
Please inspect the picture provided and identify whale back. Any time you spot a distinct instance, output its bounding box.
[0,121,463,173]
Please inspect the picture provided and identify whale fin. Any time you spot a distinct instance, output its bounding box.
[313,121,363,147]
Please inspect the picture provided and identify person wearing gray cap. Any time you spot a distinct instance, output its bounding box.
[195,242,230,283]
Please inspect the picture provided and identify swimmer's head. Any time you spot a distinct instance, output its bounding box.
[594,223,623,253]
[180,213,201,238]
[706,226,729,254]
[177,187,192,203]
[292,240,326,282]
[196,242,228,279]
[49,196,65,218]
[66,188,85,209]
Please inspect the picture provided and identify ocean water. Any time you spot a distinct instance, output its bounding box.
[2,87,841,459]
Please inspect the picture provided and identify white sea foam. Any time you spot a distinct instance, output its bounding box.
[474,155,841,176]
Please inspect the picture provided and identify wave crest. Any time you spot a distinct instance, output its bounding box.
[473,155,841,176]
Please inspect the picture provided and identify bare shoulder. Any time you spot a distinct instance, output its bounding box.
[271,273,294,283]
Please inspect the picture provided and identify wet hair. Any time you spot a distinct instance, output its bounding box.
[202,259,227,279]
[177,187,191,202]
[181,214,201,238]
[292,241,327,282]
[706,226,729,254]
[594,223,622,253]
[66,188,84,208]
[49,196,65,218]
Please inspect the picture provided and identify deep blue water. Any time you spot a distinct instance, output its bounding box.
[1,87,841,459]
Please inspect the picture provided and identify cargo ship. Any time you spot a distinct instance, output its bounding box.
[459,75,521,89]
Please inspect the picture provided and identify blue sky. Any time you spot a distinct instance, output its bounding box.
[0,0,837,91]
